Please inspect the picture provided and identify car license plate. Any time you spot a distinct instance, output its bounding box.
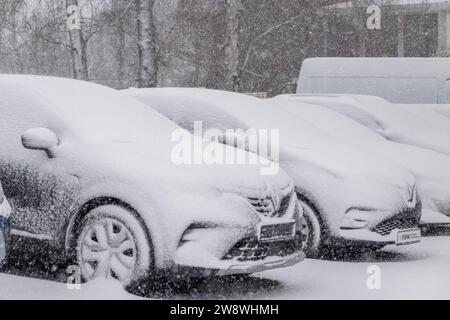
[257,220,296,243]
[396,228,421,246]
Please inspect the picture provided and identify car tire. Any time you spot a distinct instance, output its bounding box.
[75,205,153,286]
[298,200,323,258]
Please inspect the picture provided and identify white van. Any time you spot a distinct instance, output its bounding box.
[297,58,450,104]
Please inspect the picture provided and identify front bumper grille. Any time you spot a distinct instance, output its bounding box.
[372,218,419,236]
[223,236,301,262]
[372,201,421,236]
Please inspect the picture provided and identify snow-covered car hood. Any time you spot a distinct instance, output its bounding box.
[85,138,292,197]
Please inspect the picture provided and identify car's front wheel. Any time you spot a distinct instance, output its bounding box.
[298,200,323,258]
[75,205,153,286]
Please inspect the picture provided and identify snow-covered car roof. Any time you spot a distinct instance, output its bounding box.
[284,94,450,157]
[399,103,450,126]
[0,75,180,147]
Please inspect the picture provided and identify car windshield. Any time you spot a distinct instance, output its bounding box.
[128,89,250,134]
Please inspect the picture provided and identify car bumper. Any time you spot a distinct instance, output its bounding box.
[173,251,304,278]
[173,227,305,278]
[420,209,450,226]
[0,199,11,262]
[339,227,420,246]
[215,251,304,276]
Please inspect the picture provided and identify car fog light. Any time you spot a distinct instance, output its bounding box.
[341,216,369,230]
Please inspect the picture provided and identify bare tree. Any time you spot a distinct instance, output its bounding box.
[223,0,242,92]
[66,0,89,80]
[136,0,158,88]
[0,0,335,94]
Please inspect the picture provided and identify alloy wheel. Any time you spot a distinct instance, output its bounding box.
[79,217,137,283]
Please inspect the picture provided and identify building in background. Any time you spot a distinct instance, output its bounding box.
[323,0,450,57]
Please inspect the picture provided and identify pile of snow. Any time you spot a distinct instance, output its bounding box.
[262,236,450,300]
[0,276,137,300]
[2,236,449,300]
[152,236,450,300]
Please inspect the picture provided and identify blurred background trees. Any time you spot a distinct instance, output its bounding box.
[0,0,435,96]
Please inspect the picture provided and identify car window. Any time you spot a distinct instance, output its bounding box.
[317,100,387,135]
[132,93,249,134]
[5,77,181,148]
[0,84,64,160]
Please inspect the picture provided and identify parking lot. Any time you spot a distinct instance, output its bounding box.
[0,229,448,300]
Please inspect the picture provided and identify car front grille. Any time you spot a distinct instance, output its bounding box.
[372,219,419,236]
[247,192,293,218]
[223,237,300,262]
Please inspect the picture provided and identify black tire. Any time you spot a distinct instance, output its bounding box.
[298,200,324,258]
[75,205,153,286]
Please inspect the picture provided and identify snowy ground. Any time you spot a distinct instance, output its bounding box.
[0,229,449,300]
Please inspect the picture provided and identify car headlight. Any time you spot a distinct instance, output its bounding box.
[0,199,11,219]
[341,216,369,230]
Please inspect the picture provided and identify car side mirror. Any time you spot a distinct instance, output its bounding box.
[21,127,59,158]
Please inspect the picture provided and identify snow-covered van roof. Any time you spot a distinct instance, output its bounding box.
[297,58,450,103]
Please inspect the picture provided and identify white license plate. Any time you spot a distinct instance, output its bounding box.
[257,220,296,243]
[396,228,421,246]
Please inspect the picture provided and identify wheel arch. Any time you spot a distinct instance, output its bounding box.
[296,191,330,237]
[64,197,154,260]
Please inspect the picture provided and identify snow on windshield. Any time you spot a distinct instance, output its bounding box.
[126,88,249,133]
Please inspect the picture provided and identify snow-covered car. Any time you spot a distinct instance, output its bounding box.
[125,88,422,257]
[0,75,305,286]
[286,94,450,158]
[0,182,11,264]
[273,95,450,223]
[400,104,450,124]
[414,105,450,120]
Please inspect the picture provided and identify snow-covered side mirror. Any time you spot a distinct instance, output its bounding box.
[22,127,59,158]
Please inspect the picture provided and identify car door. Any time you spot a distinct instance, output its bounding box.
[0,86,80,244]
